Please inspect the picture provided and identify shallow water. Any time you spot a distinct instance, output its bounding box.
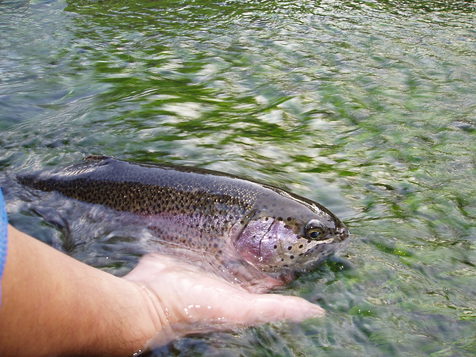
[1,0,475,356]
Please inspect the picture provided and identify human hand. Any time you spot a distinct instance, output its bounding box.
[0,225,323,357]
[124,253,325,348]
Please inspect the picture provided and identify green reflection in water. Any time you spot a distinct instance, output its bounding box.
[0,0,475,356]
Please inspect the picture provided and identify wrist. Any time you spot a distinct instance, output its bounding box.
[77,274,167,356]
[118,279,169,353]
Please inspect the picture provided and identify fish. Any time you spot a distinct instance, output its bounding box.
[18,156,348,284]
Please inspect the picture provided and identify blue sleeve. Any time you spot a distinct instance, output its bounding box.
[0,189,7,281]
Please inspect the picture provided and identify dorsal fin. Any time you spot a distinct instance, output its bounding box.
[84,155,111,162]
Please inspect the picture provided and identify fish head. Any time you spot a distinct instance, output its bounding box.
[234,195,349,274]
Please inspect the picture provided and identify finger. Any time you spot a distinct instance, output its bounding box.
[148,294,324,348]
[242,294,325,324]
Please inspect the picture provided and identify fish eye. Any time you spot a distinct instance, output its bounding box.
[309,230,321,239]
[305,220,325,240]
[307,228,323,240]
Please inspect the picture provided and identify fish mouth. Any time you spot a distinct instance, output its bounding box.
[336,225,350,242]
[310,237,336,245]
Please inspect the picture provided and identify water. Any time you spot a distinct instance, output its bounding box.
[1,0,475,355]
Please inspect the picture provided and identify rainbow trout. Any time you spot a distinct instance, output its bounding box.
[18,156,348,282]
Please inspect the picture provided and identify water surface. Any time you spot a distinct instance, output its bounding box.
[1,0,475,356]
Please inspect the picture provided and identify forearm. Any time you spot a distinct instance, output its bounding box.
[0,226,158,357]
[0,225,324,356]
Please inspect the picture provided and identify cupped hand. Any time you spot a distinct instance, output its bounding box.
[123,253,324,347]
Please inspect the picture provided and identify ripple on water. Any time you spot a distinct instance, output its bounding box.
[0,0,475,356]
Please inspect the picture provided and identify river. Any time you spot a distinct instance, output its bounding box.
[0,0,475,356]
